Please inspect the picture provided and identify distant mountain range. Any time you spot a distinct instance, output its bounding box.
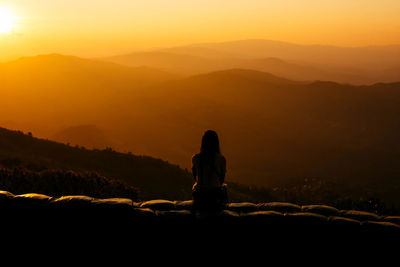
[102,39,400,84]
[0,54,179,137]
[1,51,400,190]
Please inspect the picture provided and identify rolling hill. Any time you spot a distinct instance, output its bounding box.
[0,54,178,137]
[0,126,192,200]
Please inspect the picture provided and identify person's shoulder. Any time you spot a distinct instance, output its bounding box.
[192,153,200,161]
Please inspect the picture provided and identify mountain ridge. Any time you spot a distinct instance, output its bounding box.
[1,53,178,81]
[100,39,400,84]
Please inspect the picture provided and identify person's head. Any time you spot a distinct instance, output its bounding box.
[200,130,220,155]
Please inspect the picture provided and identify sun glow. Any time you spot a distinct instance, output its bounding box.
[0,6,17,33]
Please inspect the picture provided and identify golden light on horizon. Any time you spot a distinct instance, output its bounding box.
[0,6,17,33]
[0,1,400,62]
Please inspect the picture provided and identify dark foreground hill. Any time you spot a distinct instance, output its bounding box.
[0,126,192,200]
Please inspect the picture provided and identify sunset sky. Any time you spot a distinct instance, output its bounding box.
[0,0,399,61]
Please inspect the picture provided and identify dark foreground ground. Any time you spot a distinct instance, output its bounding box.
[2,189,399,245]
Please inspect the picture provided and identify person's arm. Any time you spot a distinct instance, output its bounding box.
[219,157,226,185]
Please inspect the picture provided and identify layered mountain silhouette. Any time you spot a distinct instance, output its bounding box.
[0,54,178,137]
[180,39,400,65]
[2,52,400,194]
[103,39,400,84]
[103,51,337,82]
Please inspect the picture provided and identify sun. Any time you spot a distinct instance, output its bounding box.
[0,6,17,33]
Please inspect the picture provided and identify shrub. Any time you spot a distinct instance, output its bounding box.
[0,166,138,200]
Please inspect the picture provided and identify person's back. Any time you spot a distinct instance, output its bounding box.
[192,152,226,189]
[191,130,227,212]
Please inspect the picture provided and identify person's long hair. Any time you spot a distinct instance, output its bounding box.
[199,130,220,176]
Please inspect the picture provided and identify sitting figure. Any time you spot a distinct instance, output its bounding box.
[191,130,227,212]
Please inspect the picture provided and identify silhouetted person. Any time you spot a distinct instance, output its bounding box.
[192,130,227,212]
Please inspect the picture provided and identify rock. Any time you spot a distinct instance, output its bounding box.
[285,212,328,227]
[132,207,156,217]
[13,193,52,209]
[14,193,51,201]
[130,208,158,225]
[174,200,193,210]
[227,202,259,213]
[49,195,94,209]
[92,198,133,207]
[340,210,381,222]
[91,198,135,216]
[140,199,176,210]
[258,202,301,213]
[1,188,400,236]
[382,216,400,225]
[0,190,14,200]
[301,204,339,216]
[220,209,240,218]
[328,216,361,232]
[0,190,14,209]
[241,210,285,227]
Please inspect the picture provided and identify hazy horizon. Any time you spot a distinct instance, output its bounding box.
[3,38,400,63]
[1,0,400,61]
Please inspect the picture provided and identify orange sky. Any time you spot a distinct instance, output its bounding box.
[1,0,400,61]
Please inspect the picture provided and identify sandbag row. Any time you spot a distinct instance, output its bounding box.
[0,190,399,235]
